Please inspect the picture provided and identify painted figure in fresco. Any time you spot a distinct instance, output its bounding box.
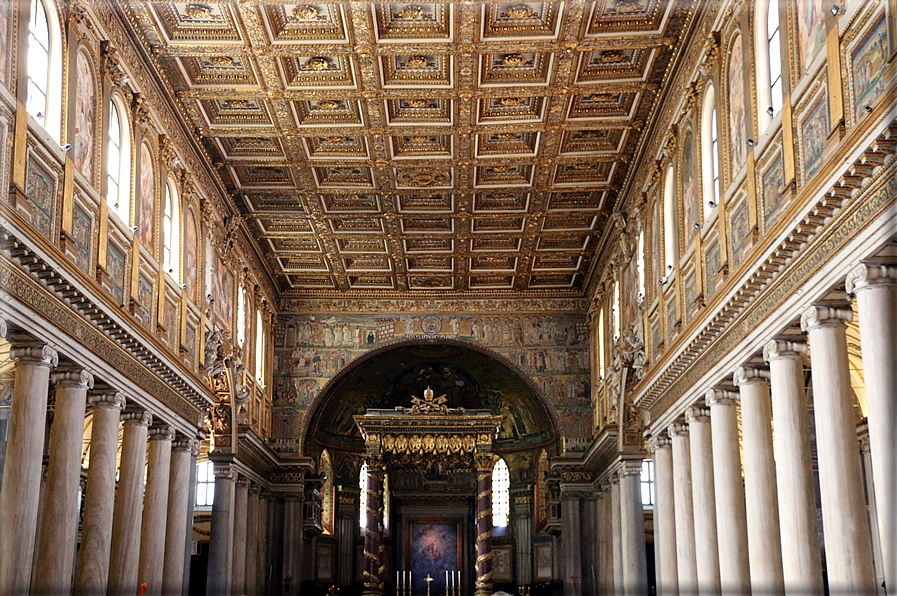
[74,52,95,180]
[728,35,747,173]
[184,208,197,296]
[138,144,154,247]
[799,0,826,75]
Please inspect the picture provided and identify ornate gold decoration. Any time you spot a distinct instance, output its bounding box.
[502,53,528,67]
[499,97,522,107]
[184,4,212,19]
[397,5,427,19]
[403,55,430,69]
[223,99,251,109]
[314,99,341,110]
[208,56,233,67]
[304,57,330,71]
[293,5,320,19]
[600,50,626,63]
[397,170,451,187]
[408,99,432,108]
[506,4,535,18]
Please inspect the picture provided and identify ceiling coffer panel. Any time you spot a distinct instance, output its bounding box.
[138,1,689,296]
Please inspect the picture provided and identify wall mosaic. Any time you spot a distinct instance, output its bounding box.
[73,50,95,181]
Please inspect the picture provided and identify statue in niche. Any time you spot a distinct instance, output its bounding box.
[204,330,225,377]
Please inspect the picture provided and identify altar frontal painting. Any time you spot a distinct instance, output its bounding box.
[408,521,460,594]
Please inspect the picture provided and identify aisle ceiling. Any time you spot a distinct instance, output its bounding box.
[130,1,688,297]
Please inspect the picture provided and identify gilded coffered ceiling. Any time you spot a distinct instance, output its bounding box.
[128,1,689,297]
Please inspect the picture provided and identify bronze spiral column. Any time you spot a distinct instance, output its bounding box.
[362,457,385,596]
[474,454,494,596]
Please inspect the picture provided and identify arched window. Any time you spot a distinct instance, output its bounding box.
[598,309,606,379]
[756,0,783,132]
[612,281,621,341]
[255,309,265,385]
[637,230,646,300]
[236,287,247,346]
[26,0,62,140]
[162,180,180,281]
[701,85,721,221]
[663,165,677,273]
[196,460,214,506]
[359,461,368,529]
[106,97,132,223]
[492,458,510,527]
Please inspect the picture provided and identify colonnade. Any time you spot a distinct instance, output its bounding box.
[648,261,897,595]
[0,325,200,596]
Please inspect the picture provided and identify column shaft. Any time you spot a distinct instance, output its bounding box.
[206,462,236,596]
[686,408,721,595]
[246,487,260,596]
[561,491,582,596]
[734,367,785,593]
[801,306,877,593]
[232,479,249,596]
[650,437,678,596]
[611,478,623,591]
[139,426,174,596]
[619,463,648,596]
[763,341,824,593]
[847,265,897,591]
[283,494,304,592]
[0,343,57,595]
[596,486,615,596]
[669,424,697,591]
[33,368,93,595]
[163,439,198,596]
[474,455,493,596]
[109,409,152,596]
[706,391,751,594]
[73,391,125,596]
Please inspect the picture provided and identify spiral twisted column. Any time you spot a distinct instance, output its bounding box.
[362,456,385,596]
[474,453,494,596]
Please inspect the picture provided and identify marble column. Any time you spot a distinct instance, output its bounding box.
[258,492,270,595]
[801,305,877,593]
[109,408,152,596]
[32,366,93,595]
[733,366,784,594]
[860,431,887,593]
[283,493,304,593]
[163,438,199,596]
[704,389,751,594]
[73,390,125,596]
[685,407,721,595]
[181,439,200,596]
[207,461,236,596]
[139,425,174,596]
[847,263,897,592]
[473,454,493,596]
[619,462,648,596]
[610,476,623,591]
[0,340,58,595]
[596,485,614,595]
[232,477,250,596]
[246,485,260,596]
[512,487,533,585]
[763,339,824,593]
[648,435,678,596]
[668,422,697,592]
[560,489,583,596]
[580,493,598,596]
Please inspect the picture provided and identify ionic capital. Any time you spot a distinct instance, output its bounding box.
[11,343,58,368]
[618,460,643,478]
[705,387,739,406]
[122,408,152,426]
[845,263,897,294]
[667,422,689,438]
[173,437,201,455]
[148,424,175,441]
[236,476,250,488]
[87,390,126,411]
[213,462,237,480]
[52,367,94,390]
[733,366,770,387]
[647,434,672,452]
[249,483,262,495]
[800,305,852,332]
[685,406,711,423]
[763,339,807,362]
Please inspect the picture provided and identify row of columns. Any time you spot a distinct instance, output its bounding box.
[649,262,896,595]
[205,461,279,596]
[0,329,200,596]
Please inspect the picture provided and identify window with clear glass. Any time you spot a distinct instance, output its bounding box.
[255,310,264,385]
[237,288,247,346]
[637,230,646,299]
[767,1,783,118]
[26,0,51,128]
[641,459,656,508]
[106,99,131,223]
[162,181,179,281]
[663,165,677,273]
[612,281,621,341]
[359,461,368,529]
[492,458,510,527]
[598,309,606,379]
[196,460,215,506]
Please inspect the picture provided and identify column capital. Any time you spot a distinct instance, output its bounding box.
[618,460,643,477]
[705,387,739,406]
[87,390,126,411]
[51,366,94,389]
[249,483,262,495]
[10,343,58,368]
[213,462,237,480]
[647,434,672,452]
[173,438,200,455]
[733,365,770,387]
[148,425,175,441]
[763,339,807,362]
[236,476,250,488]
[845,263,897,294]
[686,406,711,423]
[800,304,852,332]
[122,408,152,426]
[474,453,494,473]
[667,422,689,437]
